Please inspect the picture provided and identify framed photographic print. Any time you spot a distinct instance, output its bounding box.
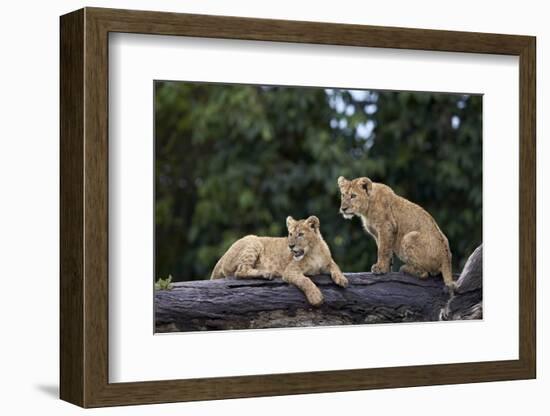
[60,7,536,408]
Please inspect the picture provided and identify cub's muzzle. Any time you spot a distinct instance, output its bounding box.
[340,207,353,219]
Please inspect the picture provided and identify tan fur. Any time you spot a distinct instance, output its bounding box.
[337,176,455,289]
[210,216,348,306]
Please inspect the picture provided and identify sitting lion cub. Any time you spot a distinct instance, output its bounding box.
[210,216,348,306]
[338,176,455,290]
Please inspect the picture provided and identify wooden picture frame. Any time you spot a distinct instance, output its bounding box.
[60,7,536,408]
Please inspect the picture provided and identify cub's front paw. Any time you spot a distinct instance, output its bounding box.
[333,273,349,288]
[306,289,324,307]
[371,263,389,274]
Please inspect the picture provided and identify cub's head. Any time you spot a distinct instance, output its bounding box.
[286,215,321,261]
[337,176,373,219]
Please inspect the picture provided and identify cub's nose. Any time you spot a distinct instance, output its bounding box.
[288,244,295,249]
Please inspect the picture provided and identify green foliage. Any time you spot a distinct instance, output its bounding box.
[155,82,482,281]
[154,275,173,291]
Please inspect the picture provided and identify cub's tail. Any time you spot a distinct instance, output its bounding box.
[441,254,454,289]
[210,258,224,280]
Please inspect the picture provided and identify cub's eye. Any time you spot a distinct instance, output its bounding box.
[350,194,357,199]
[298,232,304,237]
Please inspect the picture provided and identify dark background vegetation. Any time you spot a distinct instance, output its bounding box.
[155,81,482,282]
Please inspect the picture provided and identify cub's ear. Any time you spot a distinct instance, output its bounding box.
[286,216,295,229]
[305,215,320,230]
[358,177,373,195]
[337,176,347,188]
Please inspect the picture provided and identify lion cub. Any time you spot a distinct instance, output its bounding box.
[210,216,348,306]
[338,176,455,289]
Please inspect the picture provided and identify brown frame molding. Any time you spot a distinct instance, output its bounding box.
[60,7,536,408]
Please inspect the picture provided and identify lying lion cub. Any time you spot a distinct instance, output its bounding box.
[338,176,455,290]
[211,216,348,306]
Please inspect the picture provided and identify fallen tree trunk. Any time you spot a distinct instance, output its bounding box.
[156,245,482,332]
[156,273,457,332]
